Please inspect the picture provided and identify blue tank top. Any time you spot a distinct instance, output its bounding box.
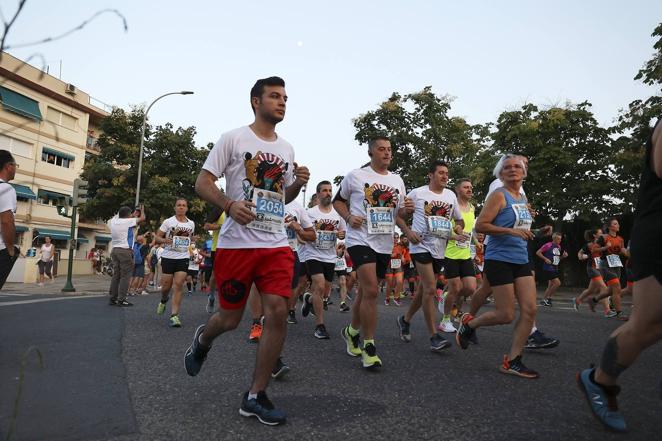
[485,188,529,264]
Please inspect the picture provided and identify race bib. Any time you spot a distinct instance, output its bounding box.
[286,227,298,251]
[594,257,601,268]
[248,189,285,234]
[315,230,337,250]
[607,254,623,268]
[172,236,190,253]
[469,244,477,258]
[391,258,402,269]
[511,203,532,231]
[335,258,347,271]
[552,255,560,266]
[346,266,353,273]
[367,207,394,235]
[428,216,452,239]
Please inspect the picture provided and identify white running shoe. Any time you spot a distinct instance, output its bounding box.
[438,320,456,333]
[437,291,447,314]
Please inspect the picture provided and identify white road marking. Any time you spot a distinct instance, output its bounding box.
[0,295,105,307]
[0,293,34,297]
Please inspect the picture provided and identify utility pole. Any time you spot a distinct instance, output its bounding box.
[58,179,88,293]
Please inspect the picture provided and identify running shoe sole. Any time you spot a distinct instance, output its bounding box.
[238,409,284,426]
[271,364,290,380]
[430,340,451,352]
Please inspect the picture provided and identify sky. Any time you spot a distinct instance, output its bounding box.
[5,0,662,201]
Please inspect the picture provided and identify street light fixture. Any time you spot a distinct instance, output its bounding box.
[134,90,194,206]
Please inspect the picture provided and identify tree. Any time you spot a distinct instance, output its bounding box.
[612,22,662,212]
[352,87,494,197]
[492,102,616,222]
[80,107,209,231]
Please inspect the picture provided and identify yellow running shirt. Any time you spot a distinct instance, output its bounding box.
[444,204,475,260]
[211,212,226,250]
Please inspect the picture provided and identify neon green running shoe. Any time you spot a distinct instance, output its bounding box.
[156,302,166,315]
[361,343,382,369]
[341,326,361,357]
[169,315,182,328]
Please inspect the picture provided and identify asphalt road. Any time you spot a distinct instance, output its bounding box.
[0,285,659,441]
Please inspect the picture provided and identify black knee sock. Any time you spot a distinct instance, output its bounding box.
[187,282,192,292]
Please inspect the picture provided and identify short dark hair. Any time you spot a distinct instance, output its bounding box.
[455,178,472,188]
[368,136,390,150]
[250,76,285,113]
[427,160,449,174]
[316,180,332,193]
[118,206,132,218]
[0,149,15,169]
[175,197,188,206]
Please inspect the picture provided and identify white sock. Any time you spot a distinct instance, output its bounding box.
[248,392,258,400]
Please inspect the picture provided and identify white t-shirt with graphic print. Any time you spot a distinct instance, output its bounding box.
[284,200,313,254]
[0,180,16,251]
[202,126,295,250]
[408,186,463,259]
[301,205,346,264]
[337,166,406,255]
[159,216,195,260]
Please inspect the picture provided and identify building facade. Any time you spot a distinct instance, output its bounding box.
[0,52,112,282]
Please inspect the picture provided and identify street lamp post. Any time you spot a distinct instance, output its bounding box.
[135,90,194,207]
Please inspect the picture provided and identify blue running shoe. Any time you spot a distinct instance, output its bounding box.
[577,367,627,433]
[239,391,286,426]
[184,325,210,376]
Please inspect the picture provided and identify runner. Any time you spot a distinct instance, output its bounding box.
[202,206,225,313]
[536,232,568,307]
[37,235,54,286]
[592,218,629,320]
[284,199,315,324]
[468,155,559,350]
[186,241,203,295]
[574,228,611,314]
[300,180,346,338]
[577,119,662,432]
[385,233,407,306]
[440,178,476,333]
[334,136,412,369]
[474,232,485,286]
[184,76,309,425]
[456,154,539,378]
[0,150,19,290]
[396,160,465,351]
[335,242,351,312]
[155,198,195,327]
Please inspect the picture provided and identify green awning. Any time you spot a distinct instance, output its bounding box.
[15,225,28,232]
[95,235,111,243]
[0,86,42,121]
[37,189,68,201]
[76,234,89,243]
[42,147,75,161]
[11,183,37,200]
[36,228,70,241]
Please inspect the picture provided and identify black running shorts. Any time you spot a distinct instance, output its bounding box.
[444,258,475,279]
[411,252,444,275]
[305,259,335,282]
[484,259,532,287]
[347,245,390,279]
[161,257,189,275]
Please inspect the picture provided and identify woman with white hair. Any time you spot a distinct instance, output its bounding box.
[456,154,539,379]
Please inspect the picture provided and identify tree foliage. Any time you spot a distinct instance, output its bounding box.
[80,107,209,231]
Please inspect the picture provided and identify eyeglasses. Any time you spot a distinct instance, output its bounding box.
[9,162,19,168]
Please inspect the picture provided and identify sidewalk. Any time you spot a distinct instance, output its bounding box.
[2,274,112,296]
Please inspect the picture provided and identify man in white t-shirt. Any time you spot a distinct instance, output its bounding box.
[300,180,346,339]
[184,76,309,426]
[333,136,414,369]
[396,160,465,351]
[108,204,145,306]
[284,199,315,325]
[0,150,19,290]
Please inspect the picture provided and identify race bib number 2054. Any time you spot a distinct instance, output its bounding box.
[248,190,285,234]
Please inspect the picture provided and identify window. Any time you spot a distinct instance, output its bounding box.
[37,189,69,206]
[0,134,33,158]
[41,147,75,168]
[46,107,77,130]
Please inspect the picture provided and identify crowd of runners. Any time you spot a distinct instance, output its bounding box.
[89,76,661,432]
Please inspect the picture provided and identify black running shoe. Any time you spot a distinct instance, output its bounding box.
[397,315,411,342]
[301,293,313,318]
[500,355,539,379]
[455,313,475,350]
[339,302,350,312]
[287,310,297,324]
[109,298,118,306]
[524,330,559,349]
[115,299,133,307]
[271,357,290,380]
[239,391,286,426]
[323,299,328,310]
[430,333,451,351]
[314,324,330,339]
[184,324,211,376]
